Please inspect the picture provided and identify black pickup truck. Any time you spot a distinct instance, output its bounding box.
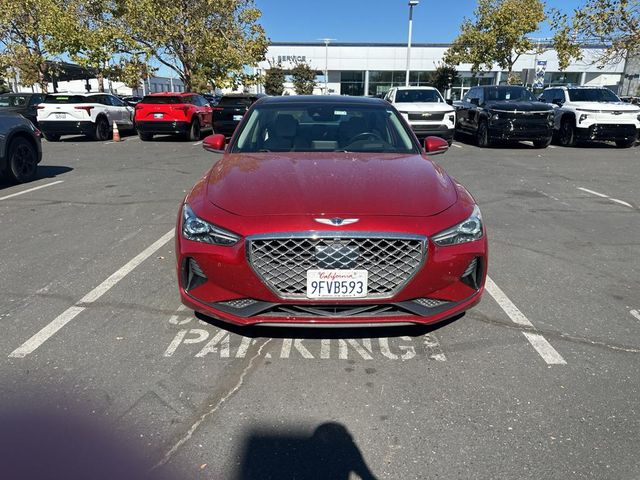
[454,86,554,148]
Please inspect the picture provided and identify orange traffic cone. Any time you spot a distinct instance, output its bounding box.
[112,122,121,142]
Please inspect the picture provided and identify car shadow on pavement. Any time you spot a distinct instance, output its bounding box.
[453,131,546,149]
[0,165,73,190]
[233,422,379,480]
[194,311,463,340]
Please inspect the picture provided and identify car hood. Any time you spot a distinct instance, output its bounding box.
[0,106,27,114]
[485,100,553,111]
[567,101,640,112]
[394,102,454,113]
[206,152,457,217]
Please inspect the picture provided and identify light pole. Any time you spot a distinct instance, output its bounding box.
[319,38,336,95]
[405,1,419,87]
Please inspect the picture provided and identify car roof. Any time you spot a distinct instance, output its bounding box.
[545,86,610,90]
[221,93,265,98]
[147,92,195,96]
[258,95,387,106]
[392,86,438,91]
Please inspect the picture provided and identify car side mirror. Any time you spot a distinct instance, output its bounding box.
[552,99,564,107]
[203,134,226,153]
[470,98,479,106]
[446,98,453,106]
[424,136,449,156]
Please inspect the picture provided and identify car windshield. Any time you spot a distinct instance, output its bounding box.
[0,95,30,107]
[232,102,418,154]
[140,96,188,104]
[44,95,89,104]
[395,89,444,103]
[485,87,535,101]
[218,96,255,107]
[568,88,620,102]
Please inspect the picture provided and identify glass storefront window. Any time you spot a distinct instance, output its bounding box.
[339,71,364,96]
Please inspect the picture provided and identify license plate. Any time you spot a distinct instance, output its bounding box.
[153,113,164,118]
[306,270,368,298]
[54,113,65,119]
[233,114,243,121]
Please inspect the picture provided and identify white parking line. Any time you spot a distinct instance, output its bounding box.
[9,229,175,358]
[485,276,566,365]
[451,143,463,149]
[548,145,557,149]
[0,180,64,201]
[192,141,203,146]
[577,187,634,209]
[631,310,640,322]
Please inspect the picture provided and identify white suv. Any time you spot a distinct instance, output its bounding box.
[37,93,134,141]
[384,86,456,144]
[540,86,640,148]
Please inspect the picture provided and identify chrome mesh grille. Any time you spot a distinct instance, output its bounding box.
[247,233,425,299]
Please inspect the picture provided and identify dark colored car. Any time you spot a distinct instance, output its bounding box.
[175,96,487,327]
[134,93,213,141]
[121,96,143,107]
[202,93,221,106]
[0,93,45,126]
[454,86,554,148]
[0,111,43,183]
[212,93,265,137]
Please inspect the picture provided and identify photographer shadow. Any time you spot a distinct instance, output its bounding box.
[234,422,378,480]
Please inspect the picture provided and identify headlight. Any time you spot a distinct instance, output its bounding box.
[181,204,239,245]
[433,205,483,246]
[490,110,499,120]
[579,114,588,123]
[448,114,455,123]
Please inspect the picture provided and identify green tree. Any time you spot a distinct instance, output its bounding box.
[431,63,459,93]
[551,0,640,70]
[444,0,545,83]
[264,62,285,95]
[119,0,268,91]
[0,0,75,92]
[290,60,316,95]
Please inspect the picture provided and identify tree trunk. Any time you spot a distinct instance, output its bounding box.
[97,73,105,92]
[36,61,49,93]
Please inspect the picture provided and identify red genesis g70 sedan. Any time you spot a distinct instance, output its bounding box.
[175,96,487,327]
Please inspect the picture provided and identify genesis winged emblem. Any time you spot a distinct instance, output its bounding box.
[314,218,360,226]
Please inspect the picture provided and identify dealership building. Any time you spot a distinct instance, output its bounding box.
[255,42,635,99]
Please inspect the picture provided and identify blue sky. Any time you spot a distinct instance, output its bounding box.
[254,0,586,43]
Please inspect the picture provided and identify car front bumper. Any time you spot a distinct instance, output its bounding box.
[488,120,553,141]
[38,120,95,136]
[575,123,639,142]
[135,120,190,135]
[175,213,488,327]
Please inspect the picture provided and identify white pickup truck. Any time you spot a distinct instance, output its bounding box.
[384,86,456,145]
[539,86,640,148]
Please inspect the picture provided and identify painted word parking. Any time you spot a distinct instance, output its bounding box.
[164,310,447,361]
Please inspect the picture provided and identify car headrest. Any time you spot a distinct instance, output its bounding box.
[272,114,298,137]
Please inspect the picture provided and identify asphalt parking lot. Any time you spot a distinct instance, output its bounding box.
[1,133,639,479]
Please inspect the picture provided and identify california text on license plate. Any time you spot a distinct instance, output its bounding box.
[306,270,368,298]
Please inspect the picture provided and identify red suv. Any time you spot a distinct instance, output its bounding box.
[134,93,213,141]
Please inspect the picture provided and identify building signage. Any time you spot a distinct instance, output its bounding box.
[277,55,307,63]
